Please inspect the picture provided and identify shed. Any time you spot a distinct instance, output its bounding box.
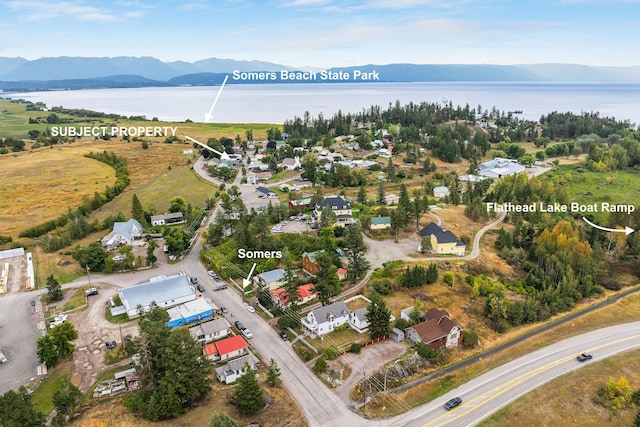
[390,327,405,342]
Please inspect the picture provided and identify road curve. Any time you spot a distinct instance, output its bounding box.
[392,321,640,427]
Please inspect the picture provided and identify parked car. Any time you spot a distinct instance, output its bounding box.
[31,300,36,306]
[242,329,253,339]
[190,276,198,284]
[213,284,228,291]
[197,284,205,292]
[85,288,98,296]
[279,331,289,341]
[444,397,462,410]
[105,340,117,350]
[207,270,217,278]
[220,306,228,313]
[246,305,256,313]
[234,321,245,330]
[112,255,124,261]
[577,353,593,362]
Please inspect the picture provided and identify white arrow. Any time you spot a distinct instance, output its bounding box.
[582,217,635,235]
[184,134,230,161]
[204,75,228,123]
[242,263,257,288]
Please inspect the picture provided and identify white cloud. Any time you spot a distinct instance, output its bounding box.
[7,1,135,22]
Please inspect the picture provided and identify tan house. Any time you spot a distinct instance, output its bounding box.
[418,223,465,256]
[312,195,354,227]
[404,308,464,349]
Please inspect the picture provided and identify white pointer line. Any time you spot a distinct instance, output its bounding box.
[582,216,635,235]
[204,75,229,122]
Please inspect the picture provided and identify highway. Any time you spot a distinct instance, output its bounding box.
[393,321,640,427]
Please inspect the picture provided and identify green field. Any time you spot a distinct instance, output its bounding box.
[540,164,640,218]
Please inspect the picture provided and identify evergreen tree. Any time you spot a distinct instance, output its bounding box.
[365,293,391,339]
[386,157,395,180]
[397,183,411,229]
[266,358,282,387]
[343,224,370,285]
[125,303,211,420]
[131,193,144,223]
[281,248,300,309]
[315,251,341,305]
[51,379,82,426]
[421,235,433,253]
[377,180,386,205]
[357,185,367,204]
[234,363,263,416]
[210,412,239,427]
[634,409,640,427]
[46,274,63,302]
[426,263,439,283]
[0,387,46,427]
[146,239,158,266]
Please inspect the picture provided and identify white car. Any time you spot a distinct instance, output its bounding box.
[207,270,217,278]
[112,255,124,261]
[242,328,253,339]
[246,305,256,313]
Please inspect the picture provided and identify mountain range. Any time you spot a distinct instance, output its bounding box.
[1,56,639,91]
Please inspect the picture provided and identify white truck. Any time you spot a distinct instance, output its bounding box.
[0,346,8,363]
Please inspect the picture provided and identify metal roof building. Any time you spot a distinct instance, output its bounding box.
[119,273,196,318]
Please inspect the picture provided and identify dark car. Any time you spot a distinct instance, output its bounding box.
[234,321,245,330]
[444,397,462,410]
[577,352,593,362]
[190,276,198,284]
[197,284,205,292]
[279,331,289,341]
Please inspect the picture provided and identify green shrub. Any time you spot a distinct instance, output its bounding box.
[350,343,361,354]
[313,358,327,373]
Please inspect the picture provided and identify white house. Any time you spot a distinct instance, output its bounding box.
[301,301,350,337]
[348,308,369,333]
[150,212,184,226]
[189,318,231,344]
[281,156,301,170]
[215,354,259,384]
[433,186,450,200]
[101,219,143,249]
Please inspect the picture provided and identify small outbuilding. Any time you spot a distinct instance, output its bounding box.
[390,327,405,342]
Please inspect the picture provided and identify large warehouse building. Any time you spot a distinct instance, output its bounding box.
[119,273,196,318]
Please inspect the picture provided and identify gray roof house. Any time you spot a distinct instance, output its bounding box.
[189,318,231,344]
[215,354,259,384]
[477,158,525,179]
[254,268,286,291]
[256,186,276,198]
[118,273,196,318]
[301,300,350,337]
[101,219,143,248]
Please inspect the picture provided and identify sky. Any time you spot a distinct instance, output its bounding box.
[1,0,639,68]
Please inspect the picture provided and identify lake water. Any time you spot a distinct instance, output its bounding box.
[6,82,640,126]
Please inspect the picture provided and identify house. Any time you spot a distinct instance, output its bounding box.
[254,268,286,290]
[150,212,184,226]
[205,335,249,362]
[336,267,347,281]
[118,273,196,318]
[477,158,525,179]
[189,318,231,344]
[312,195,354,227]
[370,216,391,230]
[215,354,259,384]
[404,308,464,349]
[281,156,301,170]
[301,250,325,276]
[289,198,312,209]
[418,223,466,256]
[348,308,369,333]
[166,298,214,329]
[270,283,316,309]
[247,171,272,185]
[378,148,391,158]
[256,186,276,198]
[301,301,350,337]
[371,140,385,148]
[400,306,425,322]
[433,186,450,200]
[101,219,143,249]
[384,194,400,205]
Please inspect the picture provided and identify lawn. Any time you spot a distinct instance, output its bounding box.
[539,164,640,219]
[30,358,74,415]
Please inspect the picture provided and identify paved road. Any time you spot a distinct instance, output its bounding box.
[393,321,640,427]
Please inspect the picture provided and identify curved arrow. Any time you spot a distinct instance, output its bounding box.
[582,217,635,235]
[204,75,228,123]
